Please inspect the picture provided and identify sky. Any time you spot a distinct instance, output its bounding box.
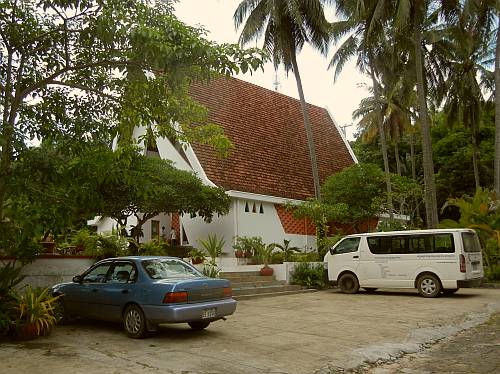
[173,0,370,141]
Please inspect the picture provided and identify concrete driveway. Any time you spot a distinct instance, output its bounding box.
[2,288,500,374]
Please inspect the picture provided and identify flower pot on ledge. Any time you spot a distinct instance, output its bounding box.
[259,265,273,276]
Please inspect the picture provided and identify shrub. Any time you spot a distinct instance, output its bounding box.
[292,251,322,262]
[0,263,24,337]
[69,228,98,253]
[85,234,128,259]
[291,263,328,289]
[270,251,284,264]
[139,240,168,256]
[485,263,500,281]
[201,264,220,278]
[273,239,300,262]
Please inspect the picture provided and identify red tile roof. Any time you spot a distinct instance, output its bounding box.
[189,77,355,201]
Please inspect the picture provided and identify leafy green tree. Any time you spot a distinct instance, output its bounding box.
[0,0,264,222]
[234,0,331,198]
[321,163,387,228]
[6,144,231,246]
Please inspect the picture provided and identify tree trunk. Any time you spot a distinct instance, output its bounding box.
[369,59,394,219]
[290,54,321,199]
[471,109,481,191]
[409,130,421,224]
[394,123,402,175]
[494,17,500,196]
[414,22,438,228]
[0,51,14,221]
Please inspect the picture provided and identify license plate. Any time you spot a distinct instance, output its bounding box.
[201,308,216,319]
[472,261,480,270]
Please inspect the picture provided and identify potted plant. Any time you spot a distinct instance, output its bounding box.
[198,234,224,277]
[234,249,245,258]
[188,248,206,265]
[233,236,263,261]
[256,243,277,276]
[14,286,60,340]
[198,234,224,265]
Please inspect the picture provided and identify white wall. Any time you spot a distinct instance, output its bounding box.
[180,198,317,256]
[181,202,236,254]
[15,257,95,289]
[235,199,316,250]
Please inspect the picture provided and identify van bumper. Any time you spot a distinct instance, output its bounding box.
[457,278,483,288]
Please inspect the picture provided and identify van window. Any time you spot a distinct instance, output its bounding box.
[434,234,455,253]
[332,238,360,254]
[367,234,455,254]
[462,232,481,253]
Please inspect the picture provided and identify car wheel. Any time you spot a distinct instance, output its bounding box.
[55,297,73,325]
[123,305,147,338]
[363,288,377,293]
[188,321,210,330]
[443,288,459,295]
[338,273,359,294]
[417,274,442,298]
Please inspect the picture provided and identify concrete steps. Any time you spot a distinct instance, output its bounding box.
[220,271,315,300]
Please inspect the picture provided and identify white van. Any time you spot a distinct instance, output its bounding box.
[324,229,484,297]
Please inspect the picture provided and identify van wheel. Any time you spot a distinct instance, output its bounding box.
[443,288,459,295]
[417,274,442,298]
[338,273,359,294]
[363,288,377,293]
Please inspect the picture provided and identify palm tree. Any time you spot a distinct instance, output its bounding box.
[464,1,499,194]
[391,0,463,228]
[436,14,492,191]
[234,0,331,199]
[329,0,396,218]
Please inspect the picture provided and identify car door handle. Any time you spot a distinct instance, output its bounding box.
[121,290,129,294]
[353,255,359,259]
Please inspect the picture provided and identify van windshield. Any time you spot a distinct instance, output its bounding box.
[462,232,481,253]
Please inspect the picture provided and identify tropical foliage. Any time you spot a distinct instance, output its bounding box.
[0,0,265,258]
[440,188,500,278]
[291,262,328,289]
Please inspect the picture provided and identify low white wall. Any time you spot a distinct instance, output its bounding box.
[6,256,324,289]
[5,257,96,289]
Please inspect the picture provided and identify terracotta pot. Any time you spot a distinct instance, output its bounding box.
[260,266,274,276]
[14,323,39,341]
[191,258,203,265]
[234,250,244,258]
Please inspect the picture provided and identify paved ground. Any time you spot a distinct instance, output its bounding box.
[1,288,500,374]
[363,312,500,374]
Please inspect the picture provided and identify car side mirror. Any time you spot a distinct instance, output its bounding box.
[73,275,82,283]
[329,247,336,255]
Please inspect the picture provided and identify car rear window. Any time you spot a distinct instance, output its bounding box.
[462,232,482,253]
[142,259,202,280]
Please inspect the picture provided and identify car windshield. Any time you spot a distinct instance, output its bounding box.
[142,259,202,280]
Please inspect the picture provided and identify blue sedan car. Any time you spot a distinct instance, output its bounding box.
[51,256,237,338]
